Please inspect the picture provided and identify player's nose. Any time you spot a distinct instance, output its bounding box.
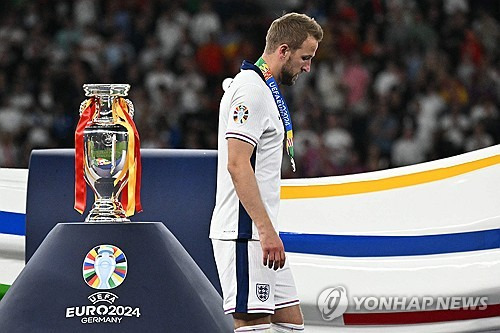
[302,61,311,73]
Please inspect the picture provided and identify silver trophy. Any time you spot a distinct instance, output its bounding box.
[80,84,135,222]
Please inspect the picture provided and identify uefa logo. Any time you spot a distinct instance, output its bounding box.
[317,286,349,321]
[83,245,127,290]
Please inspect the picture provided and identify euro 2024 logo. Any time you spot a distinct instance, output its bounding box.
[317,286,349,321]
[83,244,127,289]
[66,245,140,324]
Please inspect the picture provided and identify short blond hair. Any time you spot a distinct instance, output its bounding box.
[264,12,323,54]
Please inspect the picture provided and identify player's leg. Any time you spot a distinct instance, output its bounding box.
[271,260,304,331]
[270,305,304,331]
[233,313,271,331]
[271,304,303,325]
[212,239,276,331]
[234,304,304,332]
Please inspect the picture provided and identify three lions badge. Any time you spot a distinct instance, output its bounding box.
[256,283,270,302]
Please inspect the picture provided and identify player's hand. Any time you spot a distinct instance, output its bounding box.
[259,228,286,270]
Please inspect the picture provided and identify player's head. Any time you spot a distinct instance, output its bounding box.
[264,13,323,55]
[264,13,323,86]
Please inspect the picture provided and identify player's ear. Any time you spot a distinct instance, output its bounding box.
[278,44,290,61]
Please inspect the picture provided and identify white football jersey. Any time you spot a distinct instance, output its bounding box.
[210,69,284,240]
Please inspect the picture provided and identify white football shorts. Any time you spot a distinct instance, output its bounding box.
[212,239,300,314]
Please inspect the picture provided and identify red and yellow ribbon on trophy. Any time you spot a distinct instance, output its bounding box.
[74,95,142,219]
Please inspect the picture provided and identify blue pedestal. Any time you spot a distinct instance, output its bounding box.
[0,222,233,332]
[26,149,222,294]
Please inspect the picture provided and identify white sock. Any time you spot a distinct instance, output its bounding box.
[235,323,272,332]
[271,322,305,332]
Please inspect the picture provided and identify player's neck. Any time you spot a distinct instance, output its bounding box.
[261,54,282,84]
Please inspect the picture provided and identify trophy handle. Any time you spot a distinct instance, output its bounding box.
[124,99,135,118]
[79,99,91,116]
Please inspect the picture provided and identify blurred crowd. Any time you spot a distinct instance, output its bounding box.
[0,0,498,179]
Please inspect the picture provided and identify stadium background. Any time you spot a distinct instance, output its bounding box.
[0,2,500,330]
[0,0,498,178]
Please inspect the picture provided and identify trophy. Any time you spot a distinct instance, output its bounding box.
[74,84,142,222]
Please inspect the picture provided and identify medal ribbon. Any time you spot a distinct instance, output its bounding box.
[113,98,142,216]
[241,58,296,172]
[74,98,97,214]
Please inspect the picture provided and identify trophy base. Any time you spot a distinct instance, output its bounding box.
[85,199,130,223]
[0,222,233,332]
[84,216,131,223]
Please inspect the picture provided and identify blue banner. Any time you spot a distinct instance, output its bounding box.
[280,229,500,257]
[0,211,25,236]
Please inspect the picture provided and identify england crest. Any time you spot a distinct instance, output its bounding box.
[256,283,270,302]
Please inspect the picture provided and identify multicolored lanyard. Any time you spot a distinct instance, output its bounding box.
[241,58,296,172]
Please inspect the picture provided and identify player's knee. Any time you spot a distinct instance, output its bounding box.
[271,322,305,332]
[233,312,270,322]
[272,304,303,325]
[233,312,271,331]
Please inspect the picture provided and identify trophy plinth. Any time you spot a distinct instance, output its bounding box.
[0,223,233,332]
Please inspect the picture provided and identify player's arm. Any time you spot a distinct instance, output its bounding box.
[227,138,285,270]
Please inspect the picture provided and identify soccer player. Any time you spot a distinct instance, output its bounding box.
[210,12,323,332]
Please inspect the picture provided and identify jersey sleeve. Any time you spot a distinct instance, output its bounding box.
[225,83,268,147]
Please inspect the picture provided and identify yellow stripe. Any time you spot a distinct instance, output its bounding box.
[281,155,500,199]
